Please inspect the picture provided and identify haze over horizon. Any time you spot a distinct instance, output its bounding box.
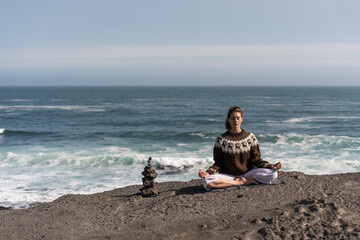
[1,0,360,86]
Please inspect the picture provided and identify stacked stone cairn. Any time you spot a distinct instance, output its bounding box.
[140,157,158,197]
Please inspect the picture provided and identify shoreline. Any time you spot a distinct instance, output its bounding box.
[0,171,359,239]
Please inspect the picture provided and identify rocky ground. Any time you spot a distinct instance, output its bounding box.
[0,171,359,240]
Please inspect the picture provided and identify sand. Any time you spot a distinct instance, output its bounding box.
[0,171,359,240]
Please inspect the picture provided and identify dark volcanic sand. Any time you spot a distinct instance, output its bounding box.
[0,171,359,240]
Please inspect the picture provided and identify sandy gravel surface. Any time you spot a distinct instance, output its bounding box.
[0,171,359,240]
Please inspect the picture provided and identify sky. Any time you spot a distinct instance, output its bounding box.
[1,0,360,86]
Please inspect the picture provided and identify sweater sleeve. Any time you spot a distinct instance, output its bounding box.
[206,137,224,174]
[249,135,272,168]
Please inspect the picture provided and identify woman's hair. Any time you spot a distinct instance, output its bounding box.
[225,106,243,130]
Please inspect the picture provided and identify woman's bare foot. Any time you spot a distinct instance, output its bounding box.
[242,176,260,186]
[233,177,246,186]
[206,177,248,189]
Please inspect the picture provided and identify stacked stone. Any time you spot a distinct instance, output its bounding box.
[140,157,158,197]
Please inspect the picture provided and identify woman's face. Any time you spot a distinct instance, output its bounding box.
[228,112,243,131]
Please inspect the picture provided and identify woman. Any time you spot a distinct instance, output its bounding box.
[199,106,281,191]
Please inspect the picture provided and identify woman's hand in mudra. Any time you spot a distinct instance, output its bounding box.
[198,170,209,178]
[271,162,282,171]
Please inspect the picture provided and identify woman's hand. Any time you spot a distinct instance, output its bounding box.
[198,170,209,178]
[271,162,282,171]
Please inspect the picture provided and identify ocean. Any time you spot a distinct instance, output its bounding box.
[1,86,360,208]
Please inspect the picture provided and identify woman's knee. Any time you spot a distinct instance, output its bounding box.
[253,169,278,184]
[206,183,215,189]
[205,179,226,189]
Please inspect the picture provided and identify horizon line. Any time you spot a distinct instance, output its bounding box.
[1,85,360,88]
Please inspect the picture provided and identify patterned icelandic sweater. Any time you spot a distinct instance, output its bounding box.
[206,130,272,176]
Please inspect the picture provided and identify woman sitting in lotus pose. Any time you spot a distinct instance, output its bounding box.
[198,106,282,191]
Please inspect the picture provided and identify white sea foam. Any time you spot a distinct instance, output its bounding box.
[0,145,213,208]
[83,109,106,112]
[0,165,143,208]
[283,117,312,123]
[259,133,360,175]
[3,99,33,102]
[189,132,216,139]
[176,143,188,147]
[1,133,359,209]
[0,129,4,135]
[0,147,149,208]
[0,146,207,169]
[189,132,206,138]
[319,116,360,119]
[283,116,360,123]
[154,155,212,169]
[2,134,359,174]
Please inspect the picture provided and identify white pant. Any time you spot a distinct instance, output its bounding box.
[202,168,278,191]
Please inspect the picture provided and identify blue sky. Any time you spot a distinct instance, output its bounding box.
[1,0,360,86]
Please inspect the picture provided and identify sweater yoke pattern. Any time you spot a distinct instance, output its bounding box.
[214,132,258,154]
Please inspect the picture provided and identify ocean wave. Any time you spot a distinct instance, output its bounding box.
[153,155,212,170]
[258,132,360,144]
[1,132,360,209]
[283,116,360,123]
[0,152,137,168]
[1,132,358,172]
[82,109,106,112]
[0,145,213,208]
[0,105,105,111]
[3,99,33,102]
[283,117,312,123]
[176,143,188,147]
[0,129,56,137]
[0,145,206,168]
[258,133,360,175]
[188,132,214,139]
